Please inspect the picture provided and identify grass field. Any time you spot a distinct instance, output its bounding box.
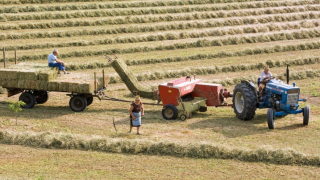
[1,0,320,179]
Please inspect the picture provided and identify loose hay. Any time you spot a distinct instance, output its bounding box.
[1,130,320,167]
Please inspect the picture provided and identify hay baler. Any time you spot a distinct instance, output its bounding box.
[159,76,232,120]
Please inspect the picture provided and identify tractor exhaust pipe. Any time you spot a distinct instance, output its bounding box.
[286,64,289,84]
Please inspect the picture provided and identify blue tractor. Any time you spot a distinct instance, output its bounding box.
[232,66,310,129]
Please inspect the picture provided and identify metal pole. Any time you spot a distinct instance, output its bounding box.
[3,47,6,68]
[102,69,105,88]
[94,72,97,94]
[15,50,17,65]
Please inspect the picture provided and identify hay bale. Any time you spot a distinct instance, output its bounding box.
[17,71,38,81]
[59,82,70,92]
[48,82,60,91]
[36,81,48,91]
[69,83,80,93]
[79,83,94,94]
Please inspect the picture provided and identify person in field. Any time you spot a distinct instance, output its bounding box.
[259,66,272,100]
[48,49,69,74]
[129,95,144,135]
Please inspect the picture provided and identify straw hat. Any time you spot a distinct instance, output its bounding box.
[135,95,141,101]
[53,49,59,54]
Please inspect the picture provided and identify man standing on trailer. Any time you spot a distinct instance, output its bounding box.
[259,66,272,100]
[48,49,69,74]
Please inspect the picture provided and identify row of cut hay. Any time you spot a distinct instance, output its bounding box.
[2,15,319,41]
[4,35,320,63]
[3,21,320,51]
[0,0,125,5]
[0,0,310,13]
[1,130,319,166]
[2,10,320,30]
[107,57,320,84]
[3,4,319,22]
[210,69,320,87]
[0,86,7,93]
[66,56,320,71]
[0,0,259,5]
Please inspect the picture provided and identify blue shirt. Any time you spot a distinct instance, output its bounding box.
[48,53,57,63]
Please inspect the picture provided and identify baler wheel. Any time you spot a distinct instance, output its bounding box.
[232,83,256,120]
[267,108,275,129]
[162,104,178,120]
[180,114,187,121]
[19,92,36,109]
[303,105,310,125]
[69,95,87,112]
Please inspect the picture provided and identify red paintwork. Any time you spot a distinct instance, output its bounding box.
[159,77,202,106]
[192,83,223,106]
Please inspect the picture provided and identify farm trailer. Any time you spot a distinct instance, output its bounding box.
[0,64,109,112]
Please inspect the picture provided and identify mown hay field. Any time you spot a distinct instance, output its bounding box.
[1,0,320,179]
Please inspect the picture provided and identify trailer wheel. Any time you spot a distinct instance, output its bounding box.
[34,91,49,104]
[162,104,178,120]
[86,96,94,106]
[233,83,256,120]
[303,105,310,125]
[267,108,275,129]
[69,95,87,112]
[19,92,36,109]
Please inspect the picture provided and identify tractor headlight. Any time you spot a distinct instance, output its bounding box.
[276,101,280,106]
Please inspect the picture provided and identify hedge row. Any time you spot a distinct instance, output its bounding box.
[3,32,320,62]
[1,11,320,30]
[107,58,320,84]
[3,24,320,51]
[0,0,257,5]
[0,0,316,13]
[2,4,319,21]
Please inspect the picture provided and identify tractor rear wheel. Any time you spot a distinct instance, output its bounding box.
[162,104,178,120]
[303,105,310,125]
[19,92,36,109]
[69,95,87,112]
[232,83,257,120]
[267,108,275,129]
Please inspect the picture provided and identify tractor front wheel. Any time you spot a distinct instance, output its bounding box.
[69,95,87,112]
[162,104,178,120]
[303,105,310,125]
[19,92,36,109]
[267,108,275,129]
[232,83,257,120]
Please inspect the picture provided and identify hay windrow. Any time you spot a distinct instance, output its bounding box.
[1,130,320,166]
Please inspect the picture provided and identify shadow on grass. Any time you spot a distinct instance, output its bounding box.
[188,114,270,138]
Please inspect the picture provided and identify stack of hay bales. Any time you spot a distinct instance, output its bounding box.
[0,63,109,94]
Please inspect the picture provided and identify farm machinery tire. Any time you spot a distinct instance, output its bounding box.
[19,92,36,109]
[69,95,87,112]
[267,108,275,129]
[303,105,310,125]
[86,96,94,106]
[232,83,256,120]
[162,104,178,120]
[33,90,49,104]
